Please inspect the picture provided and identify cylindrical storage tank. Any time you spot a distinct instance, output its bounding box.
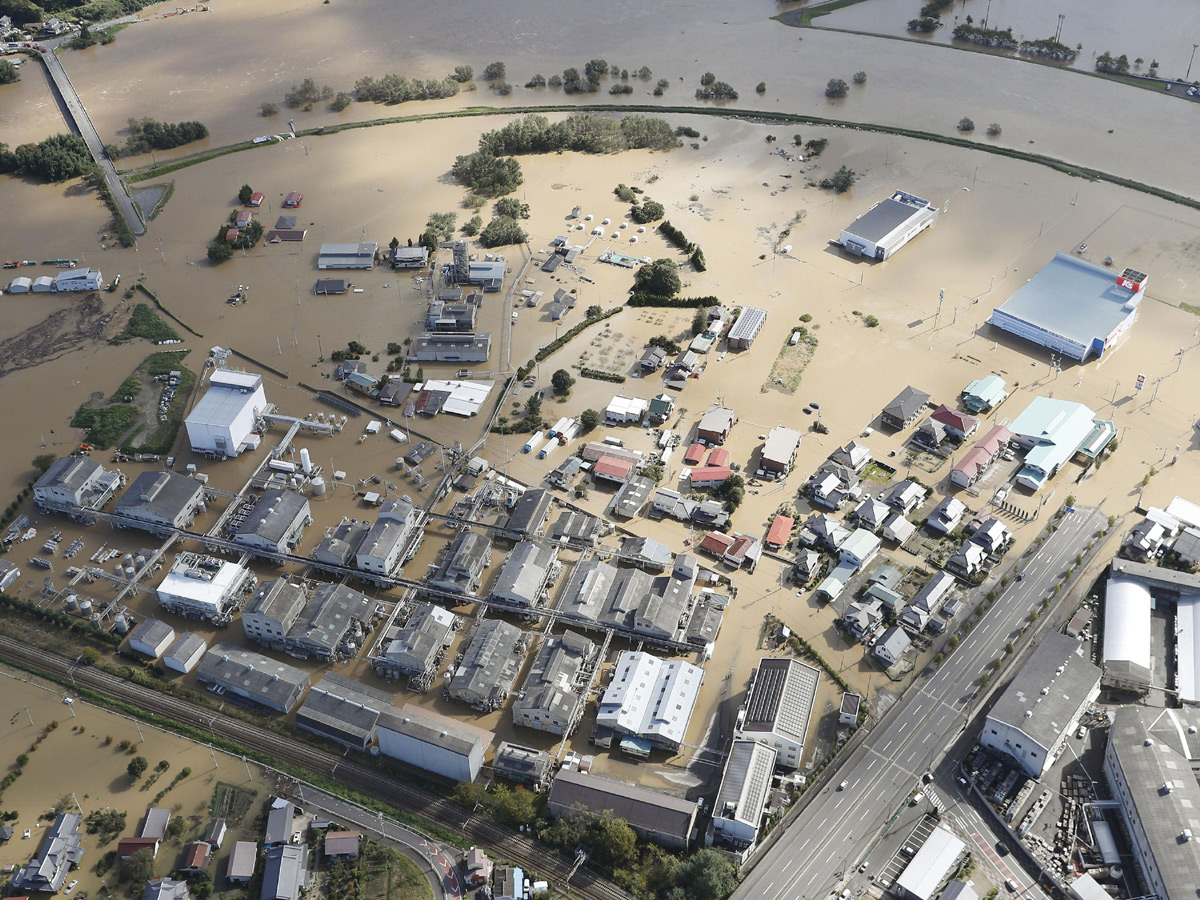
[113,614,130,634]
[1109,866,1123,880]
[300,448,312,474]
[311,476,327,496]
[65,595,79,611]
[135,555,147,568]
[123,553,134,565]
[268,459,297,473]
[79,599,93,614]
[124,565,136,577]
[113,563,123,575]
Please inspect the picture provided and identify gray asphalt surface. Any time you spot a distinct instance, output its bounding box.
[735,507,1105,900]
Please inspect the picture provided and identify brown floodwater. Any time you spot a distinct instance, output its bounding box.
[3,107,1200,792]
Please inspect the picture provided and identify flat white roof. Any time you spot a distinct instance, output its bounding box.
[157,558,249,612]
[188,372,263,430]
[895,825,965,900]
[1103,577,1153,681]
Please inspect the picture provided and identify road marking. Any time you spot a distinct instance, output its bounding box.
[882,739,893,753]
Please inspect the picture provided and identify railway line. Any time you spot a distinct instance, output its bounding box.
[0,635,634,900]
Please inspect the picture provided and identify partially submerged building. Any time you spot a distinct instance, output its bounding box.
[317,242,377,270]
[881,386,930,430]
[594,650,704,754]
[33,456,123,521]
[712,740,778,848]
[114,471,207,535]
[195,643,310,713]
[989,252,1147,362]
[376,704,494,782]
[1008,397,1109,491]
[492,742,554,788]
[448,619,528,711]
[284,583,374,661]
[428,531,491,595]
[185,370,268,459]
[295,673,391,751]
[373,603,457,685]
[547,769,696,850]
[837,190,937,261]
[12,813,84,893]
[490,541,559,609]
[156,553,253,623]
[229,489,311,556]
[735,658,820,768]
[512,631,597,736]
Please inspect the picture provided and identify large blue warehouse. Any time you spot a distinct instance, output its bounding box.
[988,252,1147,362]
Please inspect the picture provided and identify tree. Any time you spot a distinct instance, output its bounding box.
[482,61,506,81]
[452,782,489,810]
[637,66,652,79]
[207,242,233,262]
[389,236,400,250]
[120,849,155,886]
[853,70,868,84]
[958,116,975,132]
[700,72,716,86]
[863,315,879,327]
[425,211,457,240]
[238,184,254,204]
[189,869,213,900]
[0,60,19,85]
[986,122,1002,136]
[452,65,473,83]
[492,786,537,829]
[586,304,603,319]
[551,369,575,395]
[713,474,746,511]
[671,849,739,900]
[629,199,664,224]
[589,815,638,869]
[450,151,524,196]
[494,197,530,219]
[579,408,600,431]
[819,165,857,193]
[32,453,57,474]
[633,258,682,297]
[525,74,547,88]
[756,81,767,93]
[260,102,279,117]
[418,229,439,256]
[525,396,543,418]
[462,215,482,236]
[478,216,528,247]
[127,756,148,779]
[692,308,708,335]
[330,92,352,111]
[825,78,849,98]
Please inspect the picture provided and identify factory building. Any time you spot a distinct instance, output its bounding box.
[156,553,253,623]
[489,541,559,609]
[837,190,937,261]
[185,370,268,459]
[492,742,554,788]
[33,456,123,521]
[512,631,597,736]
[194,643,310,713]
[711,740,777,848]
[989,253,1147,362]
[229,489,311,556]
[376,704,494,782]
[735,657,820,768]
[54,267,103,291]
[594,650,704,754]
[311,518,370,567]
[448,619,528,711]
[408,332,492,363]
[129,618,176,658]
[284,583,374,661]
[242,579,307,651]
[547,769,696,851]
[726,307,767,351]
[372,603,457,684]
[428,531,491,594]
[980,633,1100,779]
[295,673,391,751]
[162,633,207,674]
[114,470,207,534]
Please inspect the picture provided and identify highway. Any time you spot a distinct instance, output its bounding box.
[734,507,1105,900]
[0,635,634,900]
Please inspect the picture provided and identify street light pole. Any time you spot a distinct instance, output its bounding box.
[1188,43,1199,81]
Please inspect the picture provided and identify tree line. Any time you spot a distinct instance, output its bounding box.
[0,133,93,181]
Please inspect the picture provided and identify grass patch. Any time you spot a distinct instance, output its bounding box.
[122,351,196,456]
[70,404,138,449]
[145,181,175,221]
[762,325,819,394]
[778,0,873,26]
[350,842,431,900]
[108,376,142,403]
[211,781,258,826]
[1180,302,1200,317]
[110,303,181,345]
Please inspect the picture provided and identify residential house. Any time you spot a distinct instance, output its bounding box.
[322,832,361,861]
[829,441,871,473]
[950,425,1013,488]
[899,571,956,631]
[886,479,928,514]
[798,513,851,551]
[809,464,860,511]
[843,598,885,642]
[850,498,891,533]
[696,407,736,445]
[840,529,881,569]
[639,346,668,371]
[1122,519,1171,562]
[913,417,948,449]
[646,393,675,425]
[927,497,967,535]
[464,848,493,889]
[178,842,211,875]
[872,625,911,667]
[930,404,979,440]
[969,517,1011,555]
[881,386,931,430]
[765,515,794,550]
[792,550,821,585]
[961,374,1008,413]
[226,842,257,885]
[946,540,987,579]
[760,426,803,478]
[144,880,189,900]
[882,512,916,544]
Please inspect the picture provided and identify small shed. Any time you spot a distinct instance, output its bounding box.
[129,619,177,659]
[32,275,55,292]
[283,192,303,208]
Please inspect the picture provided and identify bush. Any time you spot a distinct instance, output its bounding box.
[494,82,513,95]
[476,113,677,156]
[478,216,527,247]
[260,102,279,117]
[614,183,637,203]
[958,117,975,132]
[451,65,473,83]
[629,199,664,223]
[700,72,716,86]
[908,16,939,32]
[853,70,867,84]
[127,756,148,779]
[482,61,506,81]
[579,368,625,383]
[609,83,633,95]
[330,92,352,111]
[494,197,530,219]
[0,60,19,84]
[804,138,828,157]
[122,118,209,154]
[283,78,327,109]
[695,81,738,100]
[825,78,849,98]
[648,334,681,355]
[864,315,879,327]
[756,81,767,93]
[461,215,482,237]
[627,293,719,309]
[658,220,695,253]
[354,73,460,104]
[986,122,1002,136]
[525,73,546,88]
[425,211,457,241]
[819,165,857,193]
[238,184,253,204]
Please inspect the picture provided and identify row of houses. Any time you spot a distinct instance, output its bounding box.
[6,268,103,293]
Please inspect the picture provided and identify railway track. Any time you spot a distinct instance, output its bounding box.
[0,636,633,900]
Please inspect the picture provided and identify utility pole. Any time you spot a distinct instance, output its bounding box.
[1188,43,1199,81]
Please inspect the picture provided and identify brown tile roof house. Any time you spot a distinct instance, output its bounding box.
[117,836,160,860]
[177,841,211,874]
[322,831,362,860]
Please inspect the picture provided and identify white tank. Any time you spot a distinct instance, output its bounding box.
[124,553,134,565]
[114,614,130,634]
[79,599,93,614]
[311,476,327,496]
[268,459,297,473]
[300,448,312,474]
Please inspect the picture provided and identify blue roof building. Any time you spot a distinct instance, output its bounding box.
[961,374,1008,413]
[988,253,1147,362]
[1008,397,1098,491]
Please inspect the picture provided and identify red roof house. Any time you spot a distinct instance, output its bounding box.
[765,515,794,549]
[683,442,707,466]
[698,531,735,557]
[248,192,264,207]
[930,404,979,439]
[117,837,160,860]
[593,456,635,484]
[689,465,732,489]
[283,191,303,208]
[706,447,731,467]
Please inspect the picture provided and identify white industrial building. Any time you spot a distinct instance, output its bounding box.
[727,307,767,351]
[162,633,207,673]
[317,242,377,269]
[989,253,1147,362]
[54,267,103,291]
[128,618,176,658]
[6,276,31,293]
[980,633,1100,778]
[735,657,820,768]
[594,651,704,753]
[894,825,966,900]
[33,456,123,521]
[156,552,253,623]
[185,370,268,458]
[375,704,494,782]
[604,395,648,425]
[711,740,777,848]
[837,190,937,261]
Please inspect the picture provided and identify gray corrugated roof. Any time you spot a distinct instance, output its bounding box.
[296,674,389,746]
[261,843,308,900]
[512,631,595,726]
[376,704,494,757]
[714,739,776,829]
[449,619,525,708]
[115,471,203,524]
[287,584,374,655]
[490,541,557,606]
[548,769,695,840]
[233,489,309,547]
[129,618,175,650]
[986,633,1100,751]
[883,386,931,421]
[493,742,554,783]
[383,604,456,675]
[844,197,927,243]
[312,518,370,566]
[502,489,552,537]
[163,632,207,665]
[195,643,309,710]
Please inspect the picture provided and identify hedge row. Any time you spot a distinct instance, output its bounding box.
[520,307,622,375]
[579,368,625,383]
[658,220,696,253]
[627,292,720,308]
